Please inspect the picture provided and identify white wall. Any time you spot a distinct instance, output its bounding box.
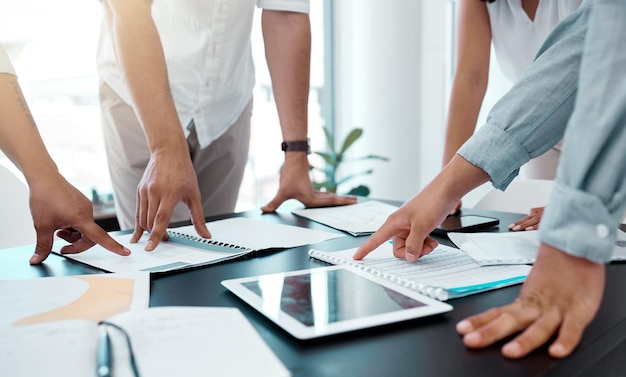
[332,0,450,202]
[332,1,513,206]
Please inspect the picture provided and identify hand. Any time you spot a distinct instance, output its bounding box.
[261,153,357,212]
[451,200,463,215]
[131,149,210,251]
[28,172,131,264]
[354,182,455,262]
[456,244,605,359]
[509,206,544,231]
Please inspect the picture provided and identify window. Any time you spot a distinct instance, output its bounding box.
[0,1,328,218]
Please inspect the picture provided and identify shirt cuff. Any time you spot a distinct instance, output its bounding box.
[457,123,529,190]
[257,0,310,14]
[539,182,617,264]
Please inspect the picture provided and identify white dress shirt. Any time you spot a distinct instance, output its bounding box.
[0,43,16,75]
[97,0,309,148]
[487,0,582,83]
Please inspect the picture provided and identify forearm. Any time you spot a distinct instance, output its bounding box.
[262,10,310,142]
[102,0,187,154]
[458,8,588,190]
[0,73,59,185]
[442,76,488,167]
[429,154,491,213]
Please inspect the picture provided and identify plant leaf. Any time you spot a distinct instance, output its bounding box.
[314,181,338,193]
[338,128,363,157]
[346,185,370,197]
[322,125,336,155]
[313,151,338,168]
[343,154,390,162]
[336,169,374,186]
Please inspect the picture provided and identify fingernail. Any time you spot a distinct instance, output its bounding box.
[511,225,521,231]
[525,226,535,231]
[464,331,481,345]
[406,253,417,262]
[550,343,567,357]
[122,247,131,256]
[456,320,473,333]
[508,223,515,229]
[29,254,40,264]
[145,240,154,251]
[503,341,522,356]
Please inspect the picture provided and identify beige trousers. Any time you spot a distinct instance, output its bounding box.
[99,82,251,230]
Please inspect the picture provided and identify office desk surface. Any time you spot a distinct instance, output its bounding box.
[2,208,625,377]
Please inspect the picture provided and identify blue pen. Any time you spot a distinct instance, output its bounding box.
[97,327,112,377]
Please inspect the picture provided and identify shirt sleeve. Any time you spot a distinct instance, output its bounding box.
[538,0,626,264]
[0,43,17,76]
[457,5,589,190]
[459,0,626,263]
[257,0,310,14]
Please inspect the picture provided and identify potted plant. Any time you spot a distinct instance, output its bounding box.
[310,126,389,196]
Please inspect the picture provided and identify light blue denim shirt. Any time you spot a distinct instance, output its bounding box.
[458,0,626,263]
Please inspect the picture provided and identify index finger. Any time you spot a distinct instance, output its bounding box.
[353,222,396,260]
[66,222,131,256]
[144,205,172,251]
[185,194,211,239]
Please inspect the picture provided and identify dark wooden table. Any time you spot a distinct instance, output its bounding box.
[2,207,625,377]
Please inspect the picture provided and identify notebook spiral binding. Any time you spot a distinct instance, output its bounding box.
[167,231,252,251]
[308,250,448,301]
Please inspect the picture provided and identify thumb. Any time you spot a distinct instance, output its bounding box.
[30,228,54,264]
[261,194,286,213]
[404,227,428,262]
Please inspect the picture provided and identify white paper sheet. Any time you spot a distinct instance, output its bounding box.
[292,201,398,236]
[0,307,290,377]
[449,228,626,266]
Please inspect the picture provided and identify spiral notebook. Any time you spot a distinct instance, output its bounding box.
[167,217,343,252]
[59,217,343,274]
[308,243,531,301]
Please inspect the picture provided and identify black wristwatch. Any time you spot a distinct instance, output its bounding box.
[281,139,310,154]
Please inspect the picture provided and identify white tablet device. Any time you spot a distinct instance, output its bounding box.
[221,265,453,340]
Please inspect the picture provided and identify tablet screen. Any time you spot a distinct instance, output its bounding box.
[223,266,452,339]
[242,268,426,326]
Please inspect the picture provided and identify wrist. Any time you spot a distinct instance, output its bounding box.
[281,138,310,154]
[20,155,60,187]
[149,133,189,158]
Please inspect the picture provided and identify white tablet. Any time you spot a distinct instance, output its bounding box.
[221,265,453,340]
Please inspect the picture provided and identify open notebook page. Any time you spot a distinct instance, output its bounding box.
[309,243,531,301]
[167,217,344,250]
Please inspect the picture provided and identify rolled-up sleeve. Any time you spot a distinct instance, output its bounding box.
[539,0,626,263]
[257,0,309,13]
[458,6,589,190]
[458,0,626,263]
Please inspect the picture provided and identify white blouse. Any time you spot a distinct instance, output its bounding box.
[0,43,16,75]
[487,0,582,83]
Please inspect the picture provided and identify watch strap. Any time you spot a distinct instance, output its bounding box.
[281,139,310,154]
